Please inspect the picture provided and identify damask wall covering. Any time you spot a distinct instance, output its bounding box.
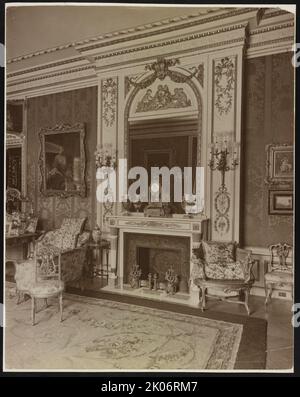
[26,87,97,231]
[241,52,294,248]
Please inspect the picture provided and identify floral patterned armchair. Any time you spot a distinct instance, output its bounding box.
[191,241,255,315]
[14,217,90,302]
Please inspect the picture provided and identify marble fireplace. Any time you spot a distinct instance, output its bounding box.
[105,214,208,305]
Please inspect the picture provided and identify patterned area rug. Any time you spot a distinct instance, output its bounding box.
[4,287,244,371]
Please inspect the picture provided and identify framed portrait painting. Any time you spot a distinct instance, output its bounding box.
[265,144,293,186]
[39,123,86,197]
[269,190,293,215]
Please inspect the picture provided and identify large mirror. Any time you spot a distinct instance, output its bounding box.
[125,75,201,215]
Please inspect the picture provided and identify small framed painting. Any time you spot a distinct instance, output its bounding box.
[269,190,293,215]
[265,144,293,186]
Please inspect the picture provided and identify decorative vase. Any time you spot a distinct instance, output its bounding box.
[92,225,102,243]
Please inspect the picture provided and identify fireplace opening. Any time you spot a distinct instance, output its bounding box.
[124,233,190,291]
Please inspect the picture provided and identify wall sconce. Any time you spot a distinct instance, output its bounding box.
[209,135,239,189]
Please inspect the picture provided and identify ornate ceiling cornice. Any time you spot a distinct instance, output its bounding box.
[7,7,254,65]
[249,21,294,36]
[7,7,225,64]
[78,7,256,53]
[7,56,85,79]
[94,23,247,62]
[6,7,295,97]
[7,65,94,87]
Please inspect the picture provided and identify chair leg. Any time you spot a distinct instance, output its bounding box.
[59,293,63,322]
[201,286,206,312]
[265,283,273,305]
[31,297,36,326]
[244,288,250,316]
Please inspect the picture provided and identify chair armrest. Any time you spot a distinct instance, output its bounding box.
[236,248,254,283]
[236,248,252,261]
[190,256,206,282]
[61,246,87,255]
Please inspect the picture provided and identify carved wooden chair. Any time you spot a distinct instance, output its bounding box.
[191,241,255,315]
[14,217,89,304]
[29,246,64,325]
[264,243,293,304]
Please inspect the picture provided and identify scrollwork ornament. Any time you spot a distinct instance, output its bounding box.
[214,57,235,115]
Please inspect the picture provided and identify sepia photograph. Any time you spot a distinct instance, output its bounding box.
[3,3,296,374]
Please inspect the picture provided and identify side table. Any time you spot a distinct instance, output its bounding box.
[87,240,110,281]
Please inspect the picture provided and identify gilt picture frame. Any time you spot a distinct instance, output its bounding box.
[39,123,86,198]
[269,190,293,215]
[265,143,293,187]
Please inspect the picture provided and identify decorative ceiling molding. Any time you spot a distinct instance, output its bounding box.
[94,23,247,62]
[6,7,295,98]
[249,22,294,36]
[77,8,256,53]
[7,7,249,64]
[7,65,95,87]
[7,57,85,79]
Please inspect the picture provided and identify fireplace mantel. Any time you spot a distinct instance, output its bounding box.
[105,214,209,305]
[107,214,208,241]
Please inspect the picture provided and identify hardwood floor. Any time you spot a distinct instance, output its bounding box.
[191,295,293,370]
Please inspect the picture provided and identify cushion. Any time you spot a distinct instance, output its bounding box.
[15,259,35,291]
[29,280,64,296]
[60,217,86,235]
[205,261,244,280]
[202,241,236,264]
[265,271,293,284]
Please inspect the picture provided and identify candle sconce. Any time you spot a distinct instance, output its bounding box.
[209,136,239,190]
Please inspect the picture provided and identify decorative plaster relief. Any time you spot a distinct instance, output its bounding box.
[136,85,191,112]
[214,57,236,115]
[189,64,204,87]
[214,186,231,235]
[102,77,118,127]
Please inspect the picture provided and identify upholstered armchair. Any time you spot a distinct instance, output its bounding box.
[14,217,90,303]
[191,241,255,315]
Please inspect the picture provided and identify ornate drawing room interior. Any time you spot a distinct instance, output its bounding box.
[5,5,294,370]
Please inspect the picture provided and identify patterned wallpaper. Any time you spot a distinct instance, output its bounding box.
[241,53,294,247]
[26,87,97,231]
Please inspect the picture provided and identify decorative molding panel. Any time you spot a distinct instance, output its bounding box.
[102,78,118,127]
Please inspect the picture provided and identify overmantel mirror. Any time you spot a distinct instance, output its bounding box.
[39,122,86,198]
[124,58,202,216]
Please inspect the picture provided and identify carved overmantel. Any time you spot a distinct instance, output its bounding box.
[7,7,294,242]
[106,214,208,304]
